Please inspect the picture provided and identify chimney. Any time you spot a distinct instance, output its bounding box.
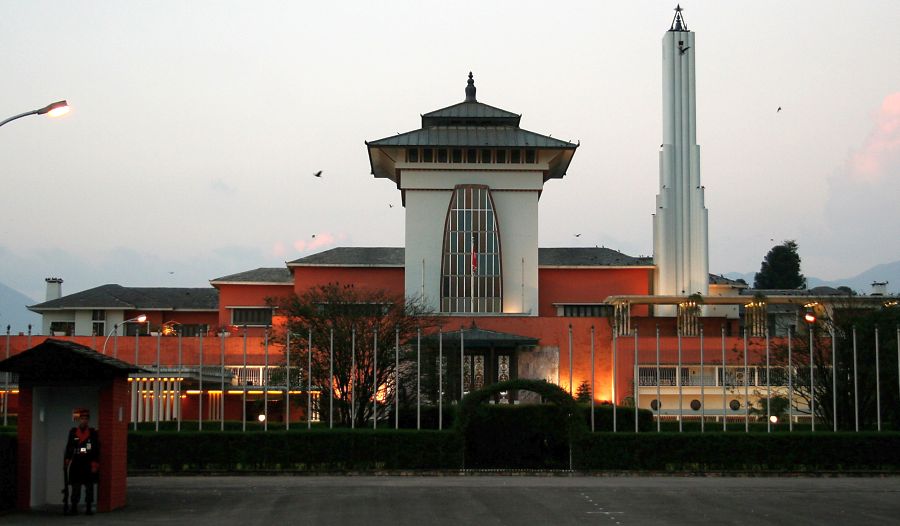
[45,277,63,301]
[871,281,888,296]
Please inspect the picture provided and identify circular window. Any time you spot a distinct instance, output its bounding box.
[650,399,661,411]
[729,399,741,411]
[690,399,701,411]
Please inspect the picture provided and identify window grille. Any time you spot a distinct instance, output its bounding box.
[440,185,502,313]
[614,303,631,335]
[231,308,273,327]
[745,301,767,337]
[677,301,700,336]
[561,304,613,317]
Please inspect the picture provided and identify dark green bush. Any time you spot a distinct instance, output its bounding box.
[463,404,573,469]
[582,404,654,432]
[0,433,16,511]
[393,405,457,429]
[574,432,900,472]
[128,429,462,472]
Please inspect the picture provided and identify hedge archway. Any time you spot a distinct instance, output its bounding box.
[455,379,587,468]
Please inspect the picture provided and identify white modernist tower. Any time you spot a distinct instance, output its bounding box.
[653,6,709,311]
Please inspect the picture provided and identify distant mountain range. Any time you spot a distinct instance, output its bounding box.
[723,260,900,295]
[0,282,40,334]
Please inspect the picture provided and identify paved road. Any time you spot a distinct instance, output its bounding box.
[5,475,900,525]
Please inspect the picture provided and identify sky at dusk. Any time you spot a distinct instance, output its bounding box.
[2,1,899,303]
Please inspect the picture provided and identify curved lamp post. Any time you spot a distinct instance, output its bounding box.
[0,100,69,128]
[102,314,147,354]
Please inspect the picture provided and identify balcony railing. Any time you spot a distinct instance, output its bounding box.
[638,367,798,387]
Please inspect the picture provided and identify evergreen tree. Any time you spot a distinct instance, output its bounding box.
[575,380,592,402]
[754,240,806,289]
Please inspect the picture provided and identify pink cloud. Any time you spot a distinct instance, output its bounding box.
[292,232,338,253]
[849,92,900,182]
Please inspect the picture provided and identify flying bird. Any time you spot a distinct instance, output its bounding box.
[312,234,316,239]
[313,171,323,178]
[679,45,691,55]
[574,233,582,237]
[777,107,782,113]
[389,204,394,208]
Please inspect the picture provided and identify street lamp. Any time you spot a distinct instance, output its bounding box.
[102,314,147,354]
[0,100,70,128]
[804,308,816,431]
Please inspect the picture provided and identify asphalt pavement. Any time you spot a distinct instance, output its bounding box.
[5,475,900,525]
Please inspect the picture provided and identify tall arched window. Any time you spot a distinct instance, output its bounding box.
[440,185,502,313]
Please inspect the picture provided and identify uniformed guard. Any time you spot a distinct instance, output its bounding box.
[64,408,100,515]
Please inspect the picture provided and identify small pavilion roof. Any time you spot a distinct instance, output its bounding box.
[366,73,578,183]
[0,339,145,381]
[422,100,520,126]
[424,324,539,349]
[366,126,576,149]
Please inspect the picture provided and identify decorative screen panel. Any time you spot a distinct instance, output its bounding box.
[440,185,502,313]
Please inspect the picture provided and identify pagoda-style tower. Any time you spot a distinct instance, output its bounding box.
[653,5,709,314]
[366,74,577,314]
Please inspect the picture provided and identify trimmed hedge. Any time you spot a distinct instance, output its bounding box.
[574,432,900,472]
[455,379,585,469]
[582,404,655,432]
[463,404,573,469]
[128,429,462,472]
[0,433,15,511]
[127,429,900,473]
[394,405,457,429]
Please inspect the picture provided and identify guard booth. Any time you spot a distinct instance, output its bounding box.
[0,339,140,512]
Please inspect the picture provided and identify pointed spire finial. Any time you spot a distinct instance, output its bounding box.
[670,4,688,32]
[465,71,477,102]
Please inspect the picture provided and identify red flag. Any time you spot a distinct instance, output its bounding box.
[471,234,478,273]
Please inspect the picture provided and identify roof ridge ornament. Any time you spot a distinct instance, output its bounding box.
[670,4,688,32]
[465,71,477,102]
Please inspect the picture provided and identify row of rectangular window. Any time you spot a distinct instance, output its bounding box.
[407,148,537,164]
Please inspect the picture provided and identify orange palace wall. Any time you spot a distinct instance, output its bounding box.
[292,267,405,296]
[215,283,294,336]
[538,267,653,317]
[0,266,757,417]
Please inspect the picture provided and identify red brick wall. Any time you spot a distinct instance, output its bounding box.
[15,383,31,510]
[98,377,129,512]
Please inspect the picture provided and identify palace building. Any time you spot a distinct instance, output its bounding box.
[11,7,877,426]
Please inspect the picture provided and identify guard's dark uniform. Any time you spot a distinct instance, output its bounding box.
[64,421,99,514]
